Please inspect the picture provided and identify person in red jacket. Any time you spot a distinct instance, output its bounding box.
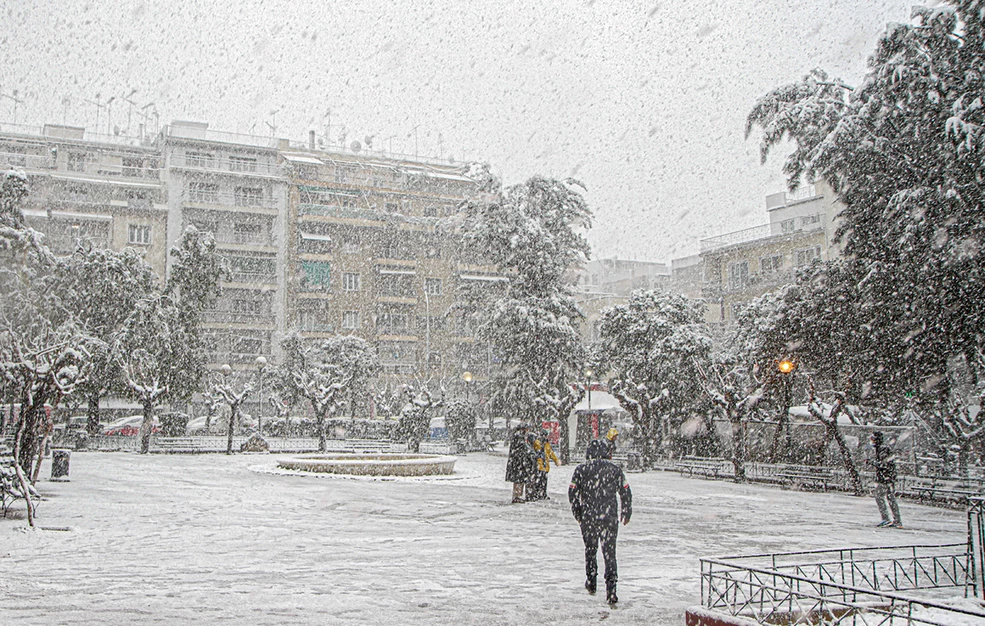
[568,439,632,605]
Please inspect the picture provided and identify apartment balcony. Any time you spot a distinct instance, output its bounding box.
[170,154,284,177]
[225,271,278,285]
[204,311,275,326]
[699,224,771,253]
[707,267,798,296]
[181,192,279,213]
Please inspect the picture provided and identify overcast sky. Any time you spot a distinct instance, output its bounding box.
[2,0,916,263]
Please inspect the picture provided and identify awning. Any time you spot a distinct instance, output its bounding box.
[300,232,333,243]
[50,173,161,189]
[282,153,324,165]
[460,274,508,282]
[573,391,623,412]
[50,210,113,222]
[22,209,47,218]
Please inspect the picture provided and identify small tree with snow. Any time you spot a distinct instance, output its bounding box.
[398,386,442,453]
[597,290,712,467]
[209,366,253,454]
[278,332,380,451]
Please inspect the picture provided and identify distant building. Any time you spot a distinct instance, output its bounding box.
[0,119,501,411]
[572,258,670,343]
[697,181,843,325]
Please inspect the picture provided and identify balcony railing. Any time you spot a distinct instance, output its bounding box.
[226,271,277,284]
[204,311,275,325]
[182,191,278,211]
[700,224,772,253]
[170,154,284,176]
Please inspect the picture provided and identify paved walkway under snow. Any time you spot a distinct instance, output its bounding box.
[0,451,968,625]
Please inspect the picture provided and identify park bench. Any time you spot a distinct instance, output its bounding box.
[777,464,837,491]
[0,457,39,517]
[907,476,985,504]
[153,437,218,453]
[676,456,731,480]
[337,439,394,454]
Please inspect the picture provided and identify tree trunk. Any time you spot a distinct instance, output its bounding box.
[226,402,239,455]
[826,420,864,496]
[139,400,155,454]
[86,392,102,436]
[730,414,746,482]
[12,409,35,527]
[316,412,326,452]
[31,432,50,484]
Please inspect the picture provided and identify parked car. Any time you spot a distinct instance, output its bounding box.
[102,415,157,436]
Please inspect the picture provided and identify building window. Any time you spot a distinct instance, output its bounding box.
[188,181,219,203]
[233,299,262,316]
[378,311,410,334]
[760,255,782,273]
[300,260,331,290]
[342,272,361,292]
[67,152,86,172]
[424,278,442,296]
[728,261,749,290]
[122,157,143,177]
[342,310,360,330]
[229,155,257,172]
[228,256,276,282]
[780,219,796,234]
[796,246,821,266]
[234,186,264,207]
[233,222,262,244]
[186,151,215,168]
[128,224,151,245]
[801,214,821,226]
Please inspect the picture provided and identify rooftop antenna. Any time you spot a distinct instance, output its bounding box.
[267,108,280,138]
[322,108,332,148]
[2,89,25,125]
[386,134,396,156]
[121,88,138,136]
[61,96,71,125]
[136,102,157,140]
[84,94,110,136]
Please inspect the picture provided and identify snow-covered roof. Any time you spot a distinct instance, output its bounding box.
[573,391,623,411]
[50,210,113,222]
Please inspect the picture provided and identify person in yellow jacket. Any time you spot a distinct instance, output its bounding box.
[604,427,619,459]
[527,429,561,501]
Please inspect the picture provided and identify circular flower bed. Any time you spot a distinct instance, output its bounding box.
[278,453,457,477]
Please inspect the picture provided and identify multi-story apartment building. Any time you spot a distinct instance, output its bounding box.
[0,119,501,412]
[0,123,168,275]
[698,181,843,325]
[160,121,288,370]
[571,258,670,344]
[280,141,502,390]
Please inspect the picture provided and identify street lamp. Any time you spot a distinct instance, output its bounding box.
[462,371,473,402]
[778,359,796,374]
[585,368,594,411]
[774,358,797,462]
[255,356,267,436]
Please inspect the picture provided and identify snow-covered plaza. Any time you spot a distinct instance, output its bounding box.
[0,451,968,625]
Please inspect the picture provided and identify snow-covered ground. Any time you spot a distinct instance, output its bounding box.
[0,452,969,625]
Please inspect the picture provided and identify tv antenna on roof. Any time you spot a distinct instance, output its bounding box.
[2,89,25,125]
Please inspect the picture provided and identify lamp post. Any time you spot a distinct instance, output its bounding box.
[585,368,593,411]
[462,371,473,403]
[773,358,797,463]
[255,356,267,436]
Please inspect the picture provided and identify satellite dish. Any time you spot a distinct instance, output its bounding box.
[350,141,362,152]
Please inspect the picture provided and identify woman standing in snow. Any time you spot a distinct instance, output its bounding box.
[528,429,560,500]
[505,424,535,503]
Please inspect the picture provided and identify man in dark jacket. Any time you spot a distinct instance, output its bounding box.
[868,431,902,528]
[568,439,632,605]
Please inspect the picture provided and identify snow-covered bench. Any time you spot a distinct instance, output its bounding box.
[1,457,39,517]
[153,437,219,453]
[777,465,836,491]
[676,456,731,480]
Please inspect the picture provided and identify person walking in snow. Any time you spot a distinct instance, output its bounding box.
[603,427,619,459]
[527,428,560,501]
[568,439,632,605]
[867,431,902,528]
[505,423,535,503]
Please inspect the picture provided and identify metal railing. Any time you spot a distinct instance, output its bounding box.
[170,154,284,177]
[701,544,983,625]
[700,223,772,253]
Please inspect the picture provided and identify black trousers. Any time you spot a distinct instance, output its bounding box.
[580,519,618,586]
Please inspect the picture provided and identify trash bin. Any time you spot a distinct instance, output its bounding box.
[51,449,71,481]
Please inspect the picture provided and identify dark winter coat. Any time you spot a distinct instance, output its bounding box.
[872,443,898,485]
[569,440,632,526]
[505,429,535,483]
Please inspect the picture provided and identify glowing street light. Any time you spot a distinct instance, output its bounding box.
[778,359,796,374]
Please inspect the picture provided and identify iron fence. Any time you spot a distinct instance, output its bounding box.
[701,544,985,625]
